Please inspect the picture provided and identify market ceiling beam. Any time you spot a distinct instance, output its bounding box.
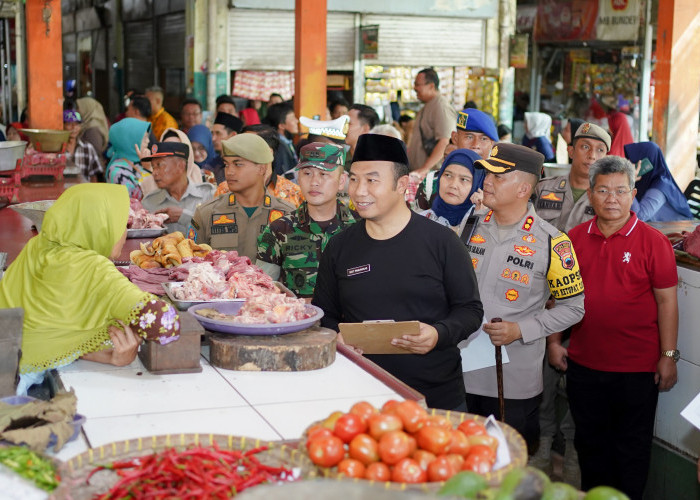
[26,0,62,130]
[294,0,327,128]
[652,0,700,190]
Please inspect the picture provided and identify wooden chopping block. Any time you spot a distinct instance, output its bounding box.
[210,326,336,371]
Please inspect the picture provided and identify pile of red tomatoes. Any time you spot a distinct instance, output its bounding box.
[304,400,499,484]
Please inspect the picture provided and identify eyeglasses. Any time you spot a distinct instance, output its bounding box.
[592,188,633,198]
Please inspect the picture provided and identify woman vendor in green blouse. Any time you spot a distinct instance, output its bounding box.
[0,184,180,394]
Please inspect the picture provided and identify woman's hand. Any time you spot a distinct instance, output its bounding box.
[470,188,484,211]
[107,320,141,366]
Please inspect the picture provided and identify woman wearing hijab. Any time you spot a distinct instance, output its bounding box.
[0,184,179,394]
[76,96,110,155]
[139,127,203,196]
[420,149,485,235]
[186,124,216,171]
[522,112,555,163]
[624,142,693,222]
[105,118,152,199]
[601,96,634,157]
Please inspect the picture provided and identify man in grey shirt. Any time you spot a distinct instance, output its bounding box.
[141,142,215,234]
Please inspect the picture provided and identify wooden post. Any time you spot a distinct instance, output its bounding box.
[294,0,327,124]
[652,0,700,189]
[25,0,63,130]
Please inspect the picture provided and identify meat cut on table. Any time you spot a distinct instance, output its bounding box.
[128,198,168,229]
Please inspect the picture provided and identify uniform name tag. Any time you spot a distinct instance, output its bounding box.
[212,224,238,235]
[347,264,371,277]
[537,199,564,210]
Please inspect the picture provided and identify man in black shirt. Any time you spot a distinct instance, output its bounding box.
[312,134,483,410]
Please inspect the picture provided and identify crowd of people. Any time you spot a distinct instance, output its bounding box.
[0,67,695,500]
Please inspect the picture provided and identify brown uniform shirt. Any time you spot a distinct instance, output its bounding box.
[406,94,456,171]
[188,190,295,261]
[534,175,595,233]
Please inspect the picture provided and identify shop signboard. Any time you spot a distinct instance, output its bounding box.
[509,34,529,68]
[596,0,640,41]
[360,25,379,60]
[534,0,598,42]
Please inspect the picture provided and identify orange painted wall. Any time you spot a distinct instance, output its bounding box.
[26,0,63,130]
[294,0,327,125]
[652,0,700,189]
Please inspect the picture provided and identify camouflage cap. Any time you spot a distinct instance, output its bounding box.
[295,142,346,171]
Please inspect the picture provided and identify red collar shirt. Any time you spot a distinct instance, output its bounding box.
[567,212,677,372]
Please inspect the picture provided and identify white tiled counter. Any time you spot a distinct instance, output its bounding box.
[51,345,417,461]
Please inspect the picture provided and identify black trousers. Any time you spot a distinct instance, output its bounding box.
[465,392,542,454]
[566,360,658,500]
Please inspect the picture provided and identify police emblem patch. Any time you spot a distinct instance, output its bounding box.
[490,146,499,157]
[505,289,519,302]
[522,234,536,243]
[581,122,591,134]
[470,234,486,244]
[269,209,284,223]
[457,111,469,129]
[514,245,536,257]
[553,240,575,269]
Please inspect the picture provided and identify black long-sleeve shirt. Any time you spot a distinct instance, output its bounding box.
[312,212,484,409]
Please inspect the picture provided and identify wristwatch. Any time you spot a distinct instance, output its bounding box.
[661,349,680,362]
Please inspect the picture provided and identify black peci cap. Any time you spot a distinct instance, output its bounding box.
[214,112,243,134]
[475,143,544,178]
[353,134,409,165]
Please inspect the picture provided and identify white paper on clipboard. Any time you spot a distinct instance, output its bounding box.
[459,322,510,372]
[681,391,700,430]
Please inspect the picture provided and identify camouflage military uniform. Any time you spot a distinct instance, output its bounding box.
[256,200,356,298]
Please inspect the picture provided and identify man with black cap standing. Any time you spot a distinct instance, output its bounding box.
[313,134,483,410]
[464,143,585,452]
[208,112,244,184]
[535,122,611,232]
[141,142,216,234]
[188,133,294,260]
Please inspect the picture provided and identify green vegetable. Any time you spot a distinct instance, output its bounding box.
[542,481,579,500]
[584,486,631,500]
[495,466,550,500]
[0,446,59,491]
[438,470,489,498]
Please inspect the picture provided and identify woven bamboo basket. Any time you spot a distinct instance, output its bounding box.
[301,409,528,492]
[53,433,318,500]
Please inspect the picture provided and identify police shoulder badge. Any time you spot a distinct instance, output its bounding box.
[484,210,493,222]
[521,215,534,231]
[264,195,272,207]
[228,193,236,206]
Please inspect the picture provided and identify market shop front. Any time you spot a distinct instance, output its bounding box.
[223,0,499,120]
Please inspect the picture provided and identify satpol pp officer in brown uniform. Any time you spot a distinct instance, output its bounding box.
[187,133,294,260]
[463,143,585,453]
[534,123,611,232]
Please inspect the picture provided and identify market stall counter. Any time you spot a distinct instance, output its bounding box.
[49,342,422,463]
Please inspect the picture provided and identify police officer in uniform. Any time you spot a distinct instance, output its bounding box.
[463,143,585,452]
[535,123,611,232]
[188,133,294,260]
[256,142,357,299]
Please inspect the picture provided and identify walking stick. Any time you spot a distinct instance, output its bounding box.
[492,317,505,422]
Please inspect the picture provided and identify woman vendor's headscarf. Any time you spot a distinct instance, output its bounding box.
[76,97,110,150]
[187,125,216,169]
[106,118,151,169]
[524,112,552,140]
[0,184,152,373]
[140,127,203,196]
[624,142,692,219]
[431,149,484,226]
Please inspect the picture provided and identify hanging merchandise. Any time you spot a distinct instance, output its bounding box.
[465,68,500,120]
[232,71,295,101]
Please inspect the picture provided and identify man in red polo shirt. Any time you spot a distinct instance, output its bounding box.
[548,155,679,500]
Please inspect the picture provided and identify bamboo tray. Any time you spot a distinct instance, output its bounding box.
[301,408,527,492]
[53,433,318,499]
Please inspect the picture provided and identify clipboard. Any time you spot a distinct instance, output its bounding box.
[339,321,420,354]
